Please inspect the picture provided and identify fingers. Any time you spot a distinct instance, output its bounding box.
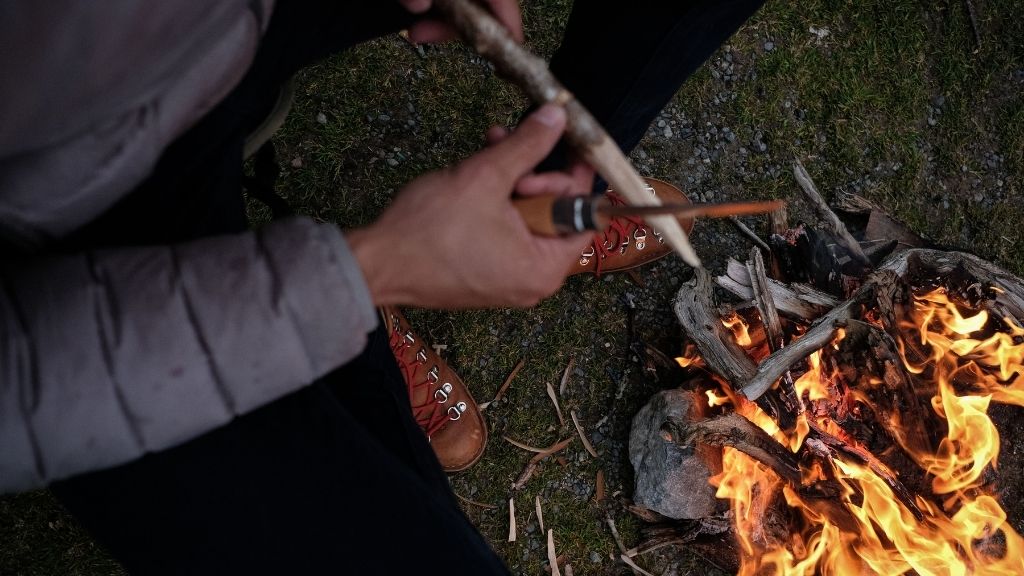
[469,104,566,189]
[485,125,509,146]
[514,172,582,197]
[400,0,523,44]
[485,0,524,43]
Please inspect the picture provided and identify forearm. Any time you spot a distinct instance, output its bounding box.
[0,217,377,492]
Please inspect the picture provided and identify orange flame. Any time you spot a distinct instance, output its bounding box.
[709,287,1024,575]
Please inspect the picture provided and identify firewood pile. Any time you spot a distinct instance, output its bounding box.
[627,163,1024,575]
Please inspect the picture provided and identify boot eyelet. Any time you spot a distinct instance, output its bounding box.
[415,348,428,364]
[427,365,440,383]
[434,382,453,403]
[448,401,468,420]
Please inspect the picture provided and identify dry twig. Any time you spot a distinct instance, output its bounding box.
[570,410,598,457]
[481,357,525,409]
[792,159,870,267]
[728,216,771,251]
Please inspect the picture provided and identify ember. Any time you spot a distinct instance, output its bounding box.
[674,279,1024,575]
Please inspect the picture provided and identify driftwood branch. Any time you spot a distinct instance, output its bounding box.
[717,258,838,320]
[434,0,700,267]
[792,159,871,267]
[665,413,801,485]
[673,268,758,385]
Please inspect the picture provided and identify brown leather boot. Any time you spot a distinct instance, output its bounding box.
[381,307,487,472]
[570,177,694,276]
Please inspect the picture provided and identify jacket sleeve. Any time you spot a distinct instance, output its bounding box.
[0,217,378,492]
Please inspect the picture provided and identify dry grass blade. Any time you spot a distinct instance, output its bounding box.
[513,437,574,490]
[620,555,656,576]
[508,497,517,542]
[456,492,498,510]
[546,382,565,427]
[547,530,562,576]
[481,357,525,410]
[570,410,598,457]
[503,435,547,453]
[559,357,575,395]
[535,494,545,533]
[594,470,606,503]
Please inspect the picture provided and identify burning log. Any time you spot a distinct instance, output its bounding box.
[657,241,1024,574]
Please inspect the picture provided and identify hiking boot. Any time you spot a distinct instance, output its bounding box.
[382,307,487,472]
[570,177,694,276]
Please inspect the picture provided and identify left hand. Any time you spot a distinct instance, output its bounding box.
[397,0,524,44]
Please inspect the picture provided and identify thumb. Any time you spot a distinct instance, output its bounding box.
[473,104,566,188]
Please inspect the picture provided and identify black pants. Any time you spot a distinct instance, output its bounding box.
[52,1,764,574]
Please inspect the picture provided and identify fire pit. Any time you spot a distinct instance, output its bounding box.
[628,171,1024,575]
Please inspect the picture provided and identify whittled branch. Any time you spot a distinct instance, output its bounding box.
[792,160,871,267]
[434,0,700,267]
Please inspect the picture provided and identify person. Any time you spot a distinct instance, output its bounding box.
[0,0,764,573]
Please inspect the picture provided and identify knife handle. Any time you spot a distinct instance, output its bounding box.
[512,195,609,236]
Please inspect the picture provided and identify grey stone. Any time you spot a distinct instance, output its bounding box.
[764,41,775,52]
[629,389,719,519]
[589,551,602,564]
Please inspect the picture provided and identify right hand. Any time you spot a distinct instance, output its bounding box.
[397,0,524,44]
[346,104,592,309]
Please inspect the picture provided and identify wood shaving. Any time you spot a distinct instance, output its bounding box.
[503,435,546,453]
[546,382,565,427]
[570,410,598,457]
[558,357,575,395]
[594,470,605,503]
[535,494,545,532]
[547,529,561,576]
[513,437,574,490]
[508,497,517,542]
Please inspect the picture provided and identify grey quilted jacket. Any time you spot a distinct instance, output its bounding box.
[0,1,378,492]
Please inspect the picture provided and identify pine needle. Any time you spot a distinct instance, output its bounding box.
[546,382,565,427]
[570,410,598,457]
[508,497,517,542]
[547,529,561,576]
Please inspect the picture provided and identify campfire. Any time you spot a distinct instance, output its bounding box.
[628,164,1024,575]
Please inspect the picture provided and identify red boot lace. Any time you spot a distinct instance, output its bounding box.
[389,328,451,437]
[587,191,646,277]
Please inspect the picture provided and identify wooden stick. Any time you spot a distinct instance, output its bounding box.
[729,216,771,252]
[481,357,524,409]
[508,497,517,542]
[792,159,871,267]
[433,0,701,267]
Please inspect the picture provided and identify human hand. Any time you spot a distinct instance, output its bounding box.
[346,104,592,309]
[397,0,524,44]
